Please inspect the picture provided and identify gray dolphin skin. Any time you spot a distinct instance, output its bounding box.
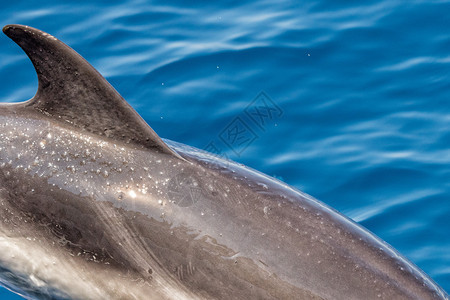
[0,24,448,300]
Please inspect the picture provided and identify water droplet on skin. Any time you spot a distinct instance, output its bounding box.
[258,183,269,190]
[263,206,269,217]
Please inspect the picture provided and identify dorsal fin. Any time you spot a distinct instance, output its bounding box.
[2,24,181,158]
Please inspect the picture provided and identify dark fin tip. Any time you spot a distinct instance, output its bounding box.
[2,24,16,35]
[2,24,11,34]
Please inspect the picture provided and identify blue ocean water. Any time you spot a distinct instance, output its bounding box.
[0,0,449,298]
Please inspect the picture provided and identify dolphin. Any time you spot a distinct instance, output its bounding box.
[0,24,448,300]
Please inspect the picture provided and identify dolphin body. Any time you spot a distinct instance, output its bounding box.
[0,24,447,300]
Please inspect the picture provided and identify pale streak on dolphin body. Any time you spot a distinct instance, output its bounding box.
[0,24,448,300]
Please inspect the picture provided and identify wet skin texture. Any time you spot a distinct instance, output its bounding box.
[0,25,448,300]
